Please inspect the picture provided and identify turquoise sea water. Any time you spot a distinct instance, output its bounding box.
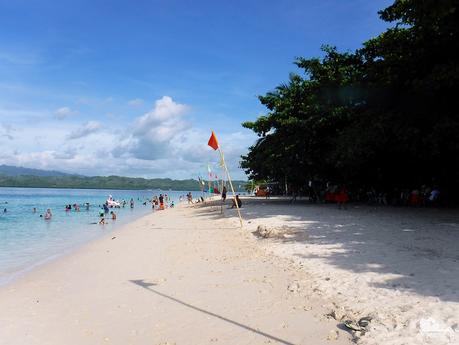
[0,187,188,285]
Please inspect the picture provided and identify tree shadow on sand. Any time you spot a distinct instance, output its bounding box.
[192,198,459,302]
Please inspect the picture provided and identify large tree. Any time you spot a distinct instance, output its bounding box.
[242,0,459,198]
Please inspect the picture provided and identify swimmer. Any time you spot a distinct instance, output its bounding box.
[33,207,37,213]
[110,211,117,220]
[44,209,52,220]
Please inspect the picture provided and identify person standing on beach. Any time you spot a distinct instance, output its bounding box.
[231,195,242,208]
[336,185,349,209]
[222,186,227,203]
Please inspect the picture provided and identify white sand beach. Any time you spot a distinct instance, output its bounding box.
[231,198,459,345]
[0,201,352,345]
[1,197,458,345]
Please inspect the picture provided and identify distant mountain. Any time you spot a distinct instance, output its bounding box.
[0,165,247,191]
[0,165,75,177]
[0,174,247,191]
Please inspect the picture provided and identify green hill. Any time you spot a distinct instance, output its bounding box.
[0,174,246,192]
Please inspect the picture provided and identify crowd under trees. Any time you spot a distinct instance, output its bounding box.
[241,0,459,203]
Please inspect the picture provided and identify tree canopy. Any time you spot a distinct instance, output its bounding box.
[241,0,459,199]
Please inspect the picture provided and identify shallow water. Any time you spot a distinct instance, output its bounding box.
[0,187,189,285]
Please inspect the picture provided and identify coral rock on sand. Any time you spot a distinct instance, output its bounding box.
[254,225,298,239]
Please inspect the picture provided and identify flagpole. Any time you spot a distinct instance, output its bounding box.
[220,165,225,214]
[218,147,243,228]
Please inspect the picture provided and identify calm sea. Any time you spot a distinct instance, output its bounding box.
[0,187,190,285]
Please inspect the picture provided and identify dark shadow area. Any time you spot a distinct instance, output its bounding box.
[129,279,296,345]
[190,198,459,302]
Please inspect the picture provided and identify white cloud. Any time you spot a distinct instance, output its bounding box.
[1,95,255,179]
[128,98,144,107]
[114,96,190,160]
[54,106,77,119]
[67,121,102,140]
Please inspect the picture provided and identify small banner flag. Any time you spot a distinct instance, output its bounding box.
[207,131,219,150]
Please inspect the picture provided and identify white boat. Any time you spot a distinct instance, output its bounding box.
[106,195,121,208]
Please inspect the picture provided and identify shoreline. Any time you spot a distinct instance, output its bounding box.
[0,205,157,288]
[4,197,456,344]
[0,200,352,345]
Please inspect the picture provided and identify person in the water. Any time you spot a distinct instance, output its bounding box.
[44,209,52,220]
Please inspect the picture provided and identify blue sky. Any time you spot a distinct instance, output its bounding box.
[0,0,393,179]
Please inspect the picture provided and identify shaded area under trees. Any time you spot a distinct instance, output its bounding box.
[241,0,459,203]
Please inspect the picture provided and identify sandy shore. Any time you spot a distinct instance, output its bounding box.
[0,202,351,345]
[229,197,459,345]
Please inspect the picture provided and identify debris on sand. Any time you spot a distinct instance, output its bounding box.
[253,225,300,239]
[287,281,301,293]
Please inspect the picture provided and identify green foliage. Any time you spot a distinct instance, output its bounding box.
[0,174,246,192]
[241,0,459,195]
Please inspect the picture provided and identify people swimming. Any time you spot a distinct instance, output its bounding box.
[44,209,52,220]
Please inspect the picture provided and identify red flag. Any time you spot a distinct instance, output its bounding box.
[207,131,219,150]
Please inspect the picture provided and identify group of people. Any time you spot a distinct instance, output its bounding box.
[151,194,174,210]
[303,181,443,207]
[221,185,242,209]
[98,210,117,225]
[65,203,86,212]
[36,208,53,220]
